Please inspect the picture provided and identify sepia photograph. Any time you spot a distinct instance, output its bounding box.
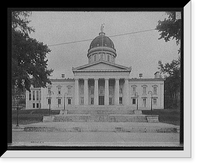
[5,6,191,157]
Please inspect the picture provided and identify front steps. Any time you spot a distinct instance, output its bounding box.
[52,114,149,122]
[43,106,159,123]
[23,106,175,133]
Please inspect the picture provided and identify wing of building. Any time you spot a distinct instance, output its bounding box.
[26,30,164,110]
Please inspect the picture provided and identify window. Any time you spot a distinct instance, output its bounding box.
[48,98,51,105]
[143,98,146,107]
[142,86,147,95]
[48,87,51,95]
[80,85,84,95]
[109,97,113,105]
[153,86,157,95]
[131,85,137,95]
[36,103,39,108]
[67,86,72,95]
[119,85,123,94]
[107,55,110,62]
[33,91,35,101]
[153,98,157,105]
[91,97,94,105]
[68,98,71,105]
[80,97,84,105]
[29,91,31,100]
[90,86,94,95]
[132,98,136,105]
[58,87,61,95]
[99,86,104,95]
[109,86,114,95]
[33,103,35,108]
[36,91,39,100]
[119,97,123,104]
[100,54,103,60]
[58,98,61,105]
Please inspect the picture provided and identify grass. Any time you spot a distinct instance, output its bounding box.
[12,109,60,125]
[12,108,181,126]
[142,109,180,125]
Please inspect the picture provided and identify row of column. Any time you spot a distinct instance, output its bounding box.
[74,78,129,105]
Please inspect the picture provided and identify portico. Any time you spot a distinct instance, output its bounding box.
[74,77,130,106]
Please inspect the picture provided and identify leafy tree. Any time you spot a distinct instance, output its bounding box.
[156,12,181,52]
[12,11,53,91]
[156,12,181,109]
[158,59,181,108]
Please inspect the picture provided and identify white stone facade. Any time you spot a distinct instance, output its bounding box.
[25,30,164,110]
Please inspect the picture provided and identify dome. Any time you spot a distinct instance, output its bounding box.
[89,32,115,50]
[87,32,117,57]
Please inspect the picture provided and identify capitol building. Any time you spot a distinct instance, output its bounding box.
[25,29,164,111]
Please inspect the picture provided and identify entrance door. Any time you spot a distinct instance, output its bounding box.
[99,96,104,105]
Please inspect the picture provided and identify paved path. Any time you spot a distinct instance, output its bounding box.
[11,122,180,147]
[11,131,180,147]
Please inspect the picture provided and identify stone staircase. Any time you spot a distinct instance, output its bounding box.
[43,106,158,123]
[23,106,180,133]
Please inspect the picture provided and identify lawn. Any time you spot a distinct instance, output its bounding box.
[12,108,181,126]
[142,109,181,125]
[12,109,60,125]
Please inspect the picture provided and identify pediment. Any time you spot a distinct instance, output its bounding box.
[73,61,131,72]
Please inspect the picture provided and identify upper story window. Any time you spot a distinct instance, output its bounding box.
[131,85,137,95]
[57,85,62,95]
[142,85,147,95]
[47,86,51,95]
[33,90,35,100]
[107,55,110,62]
[36,90,39,100]
[29,91,31,100]
[100,54,103,60]
[67,85,72,95]
[152,85,158,95]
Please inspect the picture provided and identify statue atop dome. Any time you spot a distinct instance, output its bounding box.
[100,23,105,33]
[99,23,105,36]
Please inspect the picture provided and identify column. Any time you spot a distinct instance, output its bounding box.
[94,78,98,105]
[74,78,79,105]
[115,79,119,105]
[124,78,129,105]
[105,78,109,105]
[84,79,88,105]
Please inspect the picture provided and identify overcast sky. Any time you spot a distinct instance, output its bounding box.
[28,11,179,79]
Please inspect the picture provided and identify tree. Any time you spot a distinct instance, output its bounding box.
[12,11,53,91]
[156,12,181,52]
[156,12,181,109]
[158,59,181,108]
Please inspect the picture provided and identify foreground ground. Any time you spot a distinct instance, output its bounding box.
[11,131,180,147]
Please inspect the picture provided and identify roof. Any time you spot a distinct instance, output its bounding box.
[50,78,74,82]
[72,60,132,73]
[89,33,115,50]
[129,78,165,81]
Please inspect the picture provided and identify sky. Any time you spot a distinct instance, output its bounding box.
[28,11,180,79]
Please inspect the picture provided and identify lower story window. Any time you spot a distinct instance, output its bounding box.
[143,98,146,107]
[91,97,94,105]
[119,97,123,104]
[58,98,61,104]
[132,98,136,105]
[80,97,84,105]
[33,103,35,108]
[48,98,51,105]
[36,103,39,108]
[68,98,71,105]
[153,98,157,105]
